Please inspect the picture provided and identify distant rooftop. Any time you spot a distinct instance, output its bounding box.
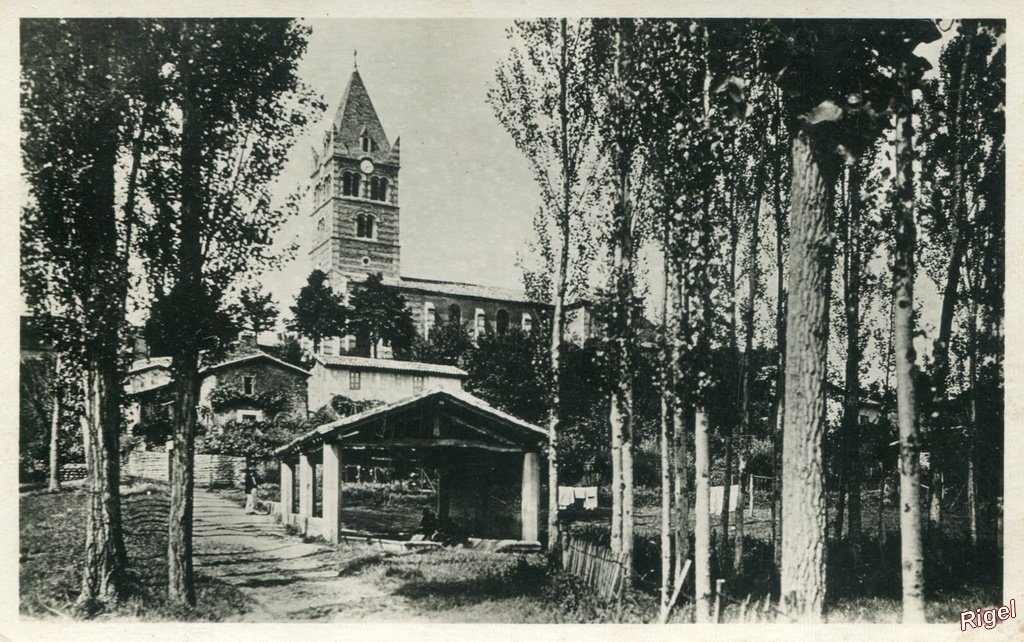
[397,275,536,305]
[314,354,467,378]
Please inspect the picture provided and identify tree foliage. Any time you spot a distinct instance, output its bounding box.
[346,272,416,359]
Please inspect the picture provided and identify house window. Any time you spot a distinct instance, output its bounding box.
[243,376,255,396]
[522,312,533,333]
[413,375,424,393]
[496,309,510,335]
[370,176,389,202]
[349,370,361,390]
[342,171,361,197]
[240,412,258,423]
[356,213,375,239]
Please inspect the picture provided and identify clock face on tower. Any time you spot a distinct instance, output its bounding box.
[359,159,374,174]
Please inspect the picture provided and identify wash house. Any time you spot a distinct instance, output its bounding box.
[274,389,547,545]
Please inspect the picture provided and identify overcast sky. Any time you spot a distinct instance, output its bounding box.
[263,19,539,307]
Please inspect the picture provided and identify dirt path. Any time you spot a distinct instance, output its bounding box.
[192,490,424,622]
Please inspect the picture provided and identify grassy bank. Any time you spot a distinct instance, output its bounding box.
[20,481,250,620]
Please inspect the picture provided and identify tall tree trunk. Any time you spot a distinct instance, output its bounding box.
[735,166,765,575]
[967,293,978,547]
[720,182,739,571]
[780,127,835,622]
[77,66,128,606]
[927,22,977,535]
[659,222,674,617]
[168,21,202,606]
[770,87,787,571]
[545,17,573,553]
[48,354,62,493]
[607,18,635,587]
[842,163,863,543]
[672,253,690,580]
[694,408,712,623]
[893,64,926,623]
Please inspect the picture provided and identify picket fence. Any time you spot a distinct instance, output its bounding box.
[560,535,628,600]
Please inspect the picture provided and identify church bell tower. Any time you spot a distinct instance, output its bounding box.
[308,67,401,293]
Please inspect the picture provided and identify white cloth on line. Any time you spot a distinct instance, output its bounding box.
[558,486,575,509]
[582,486,598,510]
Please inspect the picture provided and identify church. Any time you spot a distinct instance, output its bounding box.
[306,67,593,357]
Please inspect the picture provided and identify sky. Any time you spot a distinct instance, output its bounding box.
[263,19,540,308]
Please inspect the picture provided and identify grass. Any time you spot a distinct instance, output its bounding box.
[20,482,251,621]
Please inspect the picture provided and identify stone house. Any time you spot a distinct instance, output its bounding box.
[307,354,466,411]
[125,343,310,445]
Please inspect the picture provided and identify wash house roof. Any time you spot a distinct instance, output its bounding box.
[276,388,546,457]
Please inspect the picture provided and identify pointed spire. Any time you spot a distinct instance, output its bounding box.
[333,67,390,156]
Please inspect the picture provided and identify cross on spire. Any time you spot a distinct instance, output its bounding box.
[353,48,358,69]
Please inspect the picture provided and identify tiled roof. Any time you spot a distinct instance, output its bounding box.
[314,355,466,377]
[397,275,540,305]
[129,357,172,373]
[276,388,545,455]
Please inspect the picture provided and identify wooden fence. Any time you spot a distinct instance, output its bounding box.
[560,534,628,600]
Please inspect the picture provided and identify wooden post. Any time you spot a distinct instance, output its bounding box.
[436,464,450,520]
[521,451,540,542]
[280,459,294,519]
[323,441,342,543]
[298,452,313,518]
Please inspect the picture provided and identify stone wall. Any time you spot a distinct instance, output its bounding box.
[123,451,246,487]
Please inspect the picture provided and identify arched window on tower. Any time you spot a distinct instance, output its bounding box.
[370,176,389,202]
[448,304,461,326]
[361,135,371,152]
[342,172,361,197]
[496,309,510,336]
[316,218,325,242]
[355,213,375,239]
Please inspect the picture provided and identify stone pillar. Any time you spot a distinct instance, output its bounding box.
[323,442,342,543]
[280,459,294,519]
[521,451,540,542]
[298,453,313,518]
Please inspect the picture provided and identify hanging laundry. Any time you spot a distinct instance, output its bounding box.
[582,486,598,510]
[558,485,575,509]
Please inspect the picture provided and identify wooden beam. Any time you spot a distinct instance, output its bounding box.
[341,438,529,453]
[447,415,519,445]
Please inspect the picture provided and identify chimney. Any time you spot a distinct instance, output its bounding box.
[238,330,258,351]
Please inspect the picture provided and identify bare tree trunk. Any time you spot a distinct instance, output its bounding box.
[695,408,712,623]
[168,21,202,606]
[780,128,835,622]
[77,66,128,607]
[894,64,926,623]
[607,18,635,587]
[843,163,863,543]
[672,255,690,580]
[80,358,129,607]
[720,181,739,571]
[770,87,787,571]
[967,295,978,547]
[660,222,674,617]
[48,354,62,493]
[735,166,765,575]
[545,17,573,553]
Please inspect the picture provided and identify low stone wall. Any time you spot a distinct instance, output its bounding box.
[123,451,246,487]
[59,463,88,481]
